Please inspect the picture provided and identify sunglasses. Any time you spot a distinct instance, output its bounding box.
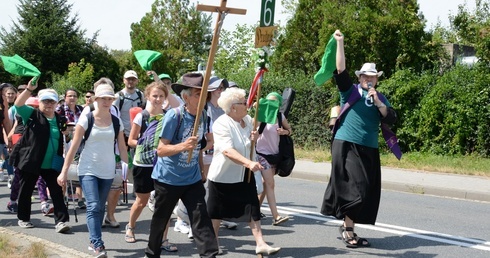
[85,95,92,98]
[41,99,57,104]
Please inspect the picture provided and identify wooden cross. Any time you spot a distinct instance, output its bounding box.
[187,0,246,162]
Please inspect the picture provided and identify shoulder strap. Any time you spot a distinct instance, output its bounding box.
[89,103,95,112]
[136,89,142,101]
[140,109,150,134]
[84,112,95,142]
[331,85,362,136]
[118,92,125,111]
[111,114,120,141]
[277,112,283,129]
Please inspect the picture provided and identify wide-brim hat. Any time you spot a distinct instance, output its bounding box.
[355,63,383,77]
[208,76,228,91]
[171,73,217,97]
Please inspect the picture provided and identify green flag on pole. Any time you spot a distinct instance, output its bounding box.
[257,97,280,124]
[313,34,337,86]
[134,50,162,70]
[0,54,41,84]
[134,50,162,79]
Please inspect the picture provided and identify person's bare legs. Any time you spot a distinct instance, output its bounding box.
[126,192,150,240]
[105,188,121,226]
[249,219,280,254]
[212,219,221,246]
[260,168,282,219]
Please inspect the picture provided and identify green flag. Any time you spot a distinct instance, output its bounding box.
[134,50,162,71]
[313,34,337,86]
[0,54,41,84]
[258,98,280,124]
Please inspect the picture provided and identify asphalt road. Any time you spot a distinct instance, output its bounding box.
[0,176,489,257]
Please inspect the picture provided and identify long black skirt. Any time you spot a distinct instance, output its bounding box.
[207,169,261,222]
[320,139,381,225]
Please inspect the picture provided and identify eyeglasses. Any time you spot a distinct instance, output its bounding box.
[85,95,92,98]
[232,102,247,106]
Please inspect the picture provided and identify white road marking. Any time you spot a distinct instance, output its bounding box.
[263,206,490,252]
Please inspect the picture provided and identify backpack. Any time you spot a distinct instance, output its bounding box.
[75,112,120,160]
[257,112,295,177]
[118,89,144,111]
[133,110,165,165]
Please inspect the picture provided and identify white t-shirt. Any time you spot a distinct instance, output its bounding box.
[76,114,124,179]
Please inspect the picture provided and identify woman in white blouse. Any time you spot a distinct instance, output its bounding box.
[207,88,280,257]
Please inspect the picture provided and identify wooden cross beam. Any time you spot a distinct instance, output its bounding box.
[187,0,246,163]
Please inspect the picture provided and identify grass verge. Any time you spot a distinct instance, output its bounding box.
[0,234,47,258]
[296,148,490,177]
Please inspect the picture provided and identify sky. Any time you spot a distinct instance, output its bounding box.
[0,0,477,51]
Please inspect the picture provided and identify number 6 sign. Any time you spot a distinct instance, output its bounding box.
[260,0,276,27]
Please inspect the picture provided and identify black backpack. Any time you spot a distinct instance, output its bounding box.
[118,89,144,110]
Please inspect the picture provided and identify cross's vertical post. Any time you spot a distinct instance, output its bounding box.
[187,0,247,163]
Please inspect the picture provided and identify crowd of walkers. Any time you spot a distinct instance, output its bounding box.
[0,70,289,258]
[1,32,396,257]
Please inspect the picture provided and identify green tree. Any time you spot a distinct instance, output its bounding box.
[214,24,256,79]
[0,0,119,87]
[50,58,94,102]
[450,0,490,63]
[129,0,212,82]
[273,0,446,80]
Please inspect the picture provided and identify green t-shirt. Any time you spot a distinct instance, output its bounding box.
[334,86,391,148]
[14,105,60,169]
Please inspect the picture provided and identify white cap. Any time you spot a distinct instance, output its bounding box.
[124,70,138,79]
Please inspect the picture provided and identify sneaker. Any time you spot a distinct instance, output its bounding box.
[173,219,190,234]
[55,222,71,233]
[188,229,193,239]
[89,244,107,258]
[41,202,54,216]
[147,191,155,212]
[272,216,290,226]
[103,216,120,228]
[260,212,267,219]
[221,220,237,230]
[7,201,18,213]
[18,220,34,228]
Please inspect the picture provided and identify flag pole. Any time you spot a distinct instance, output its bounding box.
[248,70,264,183]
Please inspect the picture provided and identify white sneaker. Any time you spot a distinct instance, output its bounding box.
[188,229,193,239]
[221,220,237,229]
[173,219,190,234]
[55,222,71,233]
[147,190,155,212]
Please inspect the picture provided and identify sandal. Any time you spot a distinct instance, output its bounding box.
[125,224,136,243]
[339,226,358,248]
[338,225,371,247]
[353,234,371,247]
[161,239,178,252]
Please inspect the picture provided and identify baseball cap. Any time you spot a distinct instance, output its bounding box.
[124,70,138,79]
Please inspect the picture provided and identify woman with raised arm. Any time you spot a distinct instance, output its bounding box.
[320,30,397,248]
